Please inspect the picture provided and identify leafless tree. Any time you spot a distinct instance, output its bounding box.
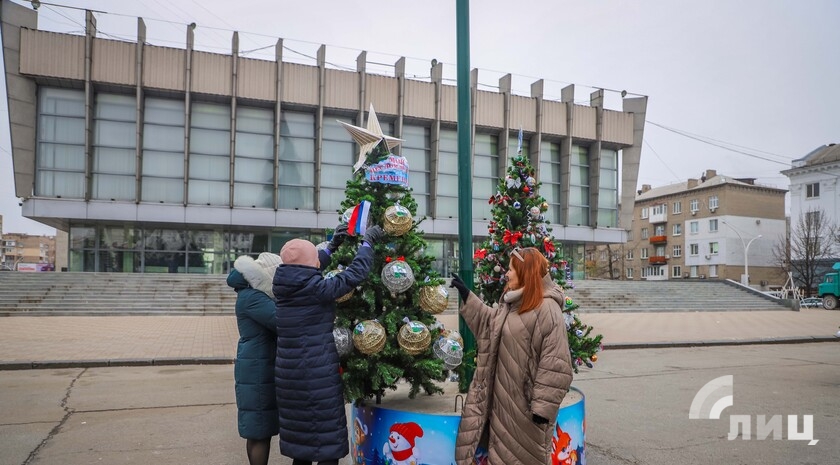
[773,208,836,296]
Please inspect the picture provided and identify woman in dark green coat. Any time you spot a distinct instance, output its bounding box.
[227,252,283,465]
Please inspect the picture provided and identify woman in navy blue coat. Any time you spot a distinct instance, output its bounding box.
[227,252,283,465]
[272,225,384,465]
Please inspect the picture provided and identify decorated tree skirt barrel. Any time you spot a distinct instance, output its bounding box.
[350,382,585,465]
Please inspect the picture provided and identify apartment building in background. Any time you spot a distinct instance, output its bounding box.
[590,169,787,287]
[0,0,647,276]
[1,231,56,271]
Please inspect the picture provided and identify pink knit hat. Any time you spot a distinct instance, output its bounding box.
[280,239,319,268]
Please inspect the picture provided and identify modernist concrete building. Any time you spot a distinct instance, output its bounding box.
[1,0,647,275]
[607,169,787,287]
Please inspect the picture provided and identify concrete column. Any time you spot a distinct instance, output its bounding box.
[134,18,145,204]
[395,57,405,153]
[314,44,326,212]
[183,23,195,206]
[229,32,238,208]
[273,39,284,211]
[530,79,544,174]
[589,89,604,228]
[83,10,96,201]
[499,74,511,179]
[429,61,443,218]
[560,84,575,225]
[356,52,367,126]
[620,96,648,231]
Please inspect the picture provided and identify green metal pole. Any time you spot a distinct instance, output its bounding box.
[456,0,475,390]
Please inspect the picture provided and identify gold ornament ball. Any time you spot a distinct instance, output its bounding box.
[398,321,432,355]
[383,204,413,236]
[352,320,386,355]
[419,285,449,314]
[541,201,549,211]
[325,269,354,302]
[590,354,598,362]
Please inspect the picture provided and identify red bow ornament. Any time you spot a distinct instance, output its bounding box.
[543,237,555,254]
[473,248,488,260]
[502,230,523,245]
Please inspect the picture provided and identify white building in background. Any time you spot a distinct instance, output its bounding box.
[782,143,840,226]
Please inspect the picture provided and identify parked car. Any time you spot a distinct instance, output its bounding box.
[800,297,824,308]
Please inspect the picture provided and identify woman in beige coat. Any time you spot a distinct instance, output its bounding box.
[450,247,573,465]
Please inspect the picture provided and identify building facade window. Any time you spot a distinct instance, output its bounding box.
[142,97,185,204]
[626,267,633,279]
[673,224,682,236]
[626,250,634,260]
[401,124,430,216]
[436,129,459,218]
[672,265,682,278]
[690,221,699,234]
[189,101,231,206]
[92,93,136,201]
[641,248,649,259]
[690,243,699,255]
[689,199,699,212]
[709,242,719,254]
[672,244,682,257]
[806,182,820,198]
[319,116,355,212]
[709,219,718,232]
[473,133,499,220]
[597,148,619,227]
[539,140,562,222]
[568,145,590,225]
[709,195,719,209]
[690,265,698,277]
[654,225,665,236]
[640,207,649,219]
[36,87,86,198]
[673,201,681,214]
[641,227,649,239]
[234,106,275,208]
[709,264,718,277]
[278,111,315,210]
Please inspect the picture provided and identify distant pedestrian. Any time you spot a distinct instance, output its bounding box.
[226,251,283,465]
[272,225,385,465]
[450,246,573,465]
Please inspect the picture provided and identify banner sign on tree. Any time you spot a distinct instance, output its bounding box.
[365,154,409,187]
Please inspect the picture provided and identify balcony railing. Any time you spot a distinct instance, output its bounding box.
[649,235,667,244]
[649,255,668,265]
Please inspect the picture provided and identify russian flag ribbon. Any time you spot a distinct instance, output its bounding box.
[347,200,371,236]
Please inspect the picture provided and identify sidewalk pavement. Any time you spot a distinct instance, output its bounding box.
[0,309,838,369]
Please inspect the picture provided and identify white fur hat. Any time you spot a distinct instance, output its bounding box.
[234,253,282,300]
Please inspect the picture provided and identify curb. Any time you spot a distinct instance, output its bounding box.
[1,337,838,370]
[0,357,234,371]
[604,336,840,350]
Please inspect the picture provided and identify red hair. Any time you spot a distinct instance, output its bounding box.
[508,247,548,313]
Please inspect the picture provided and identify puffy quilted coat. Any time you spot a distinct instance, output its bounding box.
[272,245,374,461]
[455,273,573,465]
[227,260,279,440]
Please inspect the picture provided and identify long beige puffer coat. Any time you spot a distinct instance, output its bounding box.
[455,273,573,465]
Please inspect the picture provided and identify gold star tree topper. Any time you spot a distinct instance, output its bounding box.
[339,104,404,172]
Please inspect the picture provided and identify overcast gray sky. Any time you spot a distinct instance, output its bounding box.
[2,0,838,235]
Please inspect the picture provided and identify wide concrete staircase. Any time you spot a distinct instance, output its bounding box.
[0,273,788,316]
[0,272,236,316]
[566,279,790,312]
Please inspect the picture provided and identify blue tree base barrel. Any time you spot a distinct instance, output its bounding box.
[350,383,585,465]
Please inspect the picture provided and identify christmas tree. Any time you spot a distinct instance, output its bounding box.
[328,106,455,403]
[472,152,602,372]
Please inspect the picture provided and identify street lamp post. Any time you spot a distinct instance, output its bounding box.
[722,221,762,286]
[743,234,762,286]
